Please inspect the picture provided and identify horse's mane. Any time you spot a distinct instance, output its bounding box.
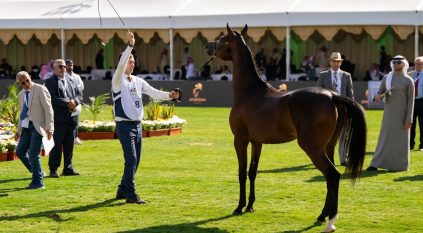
[240,36,279,93]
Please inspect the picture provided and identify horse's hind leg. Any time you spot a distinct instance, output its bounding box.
[316,133,339,222]
[309,151,340,232]
[233,136,249,215]
[246,142,262,212]
[298,139,340,232]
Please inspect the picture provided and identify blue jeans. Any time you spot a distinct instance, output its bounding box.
[116,121,142,198]
[15,122,44,186]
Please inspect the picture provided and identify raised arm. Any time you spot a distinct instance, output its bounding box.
[111,32,135,93]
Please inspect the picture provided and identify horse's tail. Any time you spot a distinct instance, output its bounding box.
[332,95,367,181]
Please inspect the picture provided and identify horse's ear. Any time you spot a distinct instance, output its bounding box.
[241,24,248,36]
[226,23,235,37]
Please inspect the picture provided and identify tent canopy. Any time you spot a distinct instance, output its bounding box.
[1,0,423,29]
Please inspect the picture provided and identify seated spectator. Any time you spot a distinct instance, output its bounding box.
[214,65,223,74]
[369,63,382,80]
[221,65,231,74]
[266,57,277,81]
[299,56,316,80]
[39,60,54,80]
[95,48,104,69]
[73,65,82,74]
[200,64,211,80]
[340,55,355,78]
[29,65,40,79]
[186,57,196,80]
[255,48,267,70]
[0,58,13,74]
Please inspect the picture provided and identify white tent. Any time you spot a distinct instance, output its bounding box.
[1,0,423,79]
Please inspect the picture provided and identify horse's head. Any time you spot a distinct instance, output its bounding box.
[206,24,248,61]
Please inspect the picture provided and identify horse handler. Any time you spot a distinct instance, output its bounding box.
[111,31,179,204]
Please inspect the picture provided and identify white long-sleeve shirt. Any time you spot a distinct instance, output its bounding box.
[112,46,170,121]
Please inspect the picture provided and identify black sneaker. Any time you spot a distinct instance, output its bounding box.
[366,166,378,171]
[126,195,147,204]
[62,170,80,176]
[116,190,126,200]
[26,183,45,189]
[49,171,60,178]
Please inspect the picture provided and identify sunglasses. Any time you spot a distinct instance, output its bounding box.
[393,61,403,65]
[19,79,30,86]
[58,65,66,69]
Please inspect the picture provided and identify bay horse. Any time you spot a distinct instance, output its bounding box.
[206,24,366,232]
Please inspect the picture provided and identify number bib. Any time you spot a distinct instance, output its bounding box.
[120,76,143,120]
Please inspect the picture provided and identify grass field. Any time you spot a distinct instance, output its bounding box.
[0,106,422,233]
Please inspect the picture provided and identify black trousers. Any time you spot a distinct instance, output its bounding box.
[411,98,423,148]
[48,121,77,172]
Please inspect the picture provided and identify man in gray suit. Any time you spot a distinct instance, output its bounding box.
[15,71,54,189]
[316,52,354,166]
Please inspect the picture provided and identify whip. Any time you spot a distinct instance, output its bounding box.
[97,0,130,46]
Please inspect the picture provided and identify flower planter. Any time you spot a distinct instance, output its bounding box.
[141,128,182,138]
[78,132,116,140]
[146,129,169,137]
[7,151,17,161]
[0,152,8,162]
[168,128,182,135]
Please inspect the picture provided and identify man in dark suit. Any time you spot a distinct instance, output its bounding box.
[408,56,423,150]
[45,59,83,178]
[316,52,354,166]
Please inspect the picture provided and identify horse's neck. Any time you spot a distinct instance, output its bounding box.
[232,46,265,99]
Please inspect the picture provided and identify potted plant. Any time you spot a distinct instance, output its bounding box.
[142,99,186,137]
[78,93,115,140]
[0,142,7,162]
[83,93,110,122]
[6,141,17,161]
[0,84,20,125]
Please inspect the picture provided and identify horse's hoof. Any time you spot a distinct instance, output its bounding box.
[245,207,254,213]
[232,209,243,215]
[323,224,336,232]
[323,214,338,232]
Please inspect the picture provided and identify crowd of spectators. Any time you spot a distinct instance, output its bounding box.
[0,44,401,81]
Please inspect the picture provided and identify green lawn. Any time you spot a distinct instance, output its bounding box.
[0,107,422,233]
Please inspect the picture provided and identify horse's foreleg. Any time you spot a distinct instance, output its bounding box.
[233,137,249,215]
[246,142,262,213]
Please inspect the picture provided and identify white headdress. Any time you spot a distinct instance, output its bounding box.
[386,55,409,90]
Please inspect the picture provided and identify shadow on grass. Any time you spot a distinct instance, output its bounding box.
[365,151,374,156]
[394,174,423,182]
[304,169,396,182]
[278,220,323,233]
[259,164,315,174]
[116,215,233,233]
[0,177,31,184]
[0,187,28,194]
[0,198,122,222]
